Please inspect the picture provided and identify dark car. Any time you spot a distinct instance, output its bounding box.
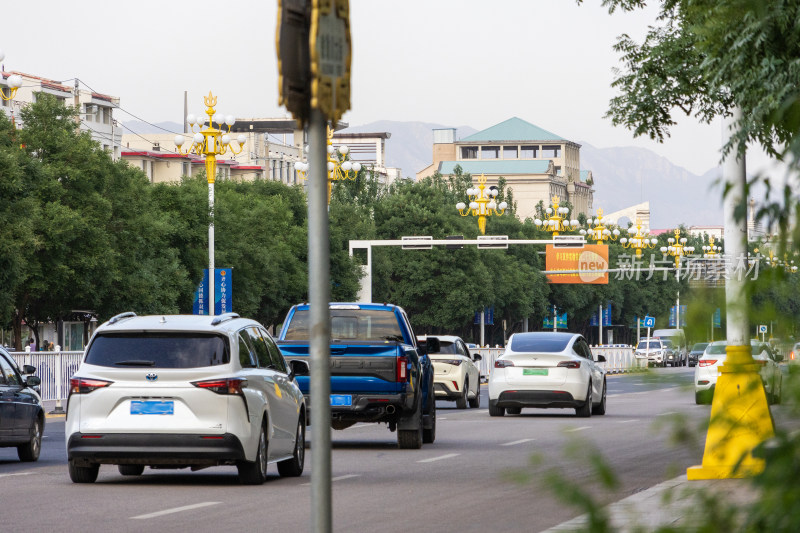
[688,342,709,367]
[0,347,45,462]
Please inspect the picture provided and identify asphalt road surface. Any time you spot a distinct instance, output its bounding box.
[0,367,751,532]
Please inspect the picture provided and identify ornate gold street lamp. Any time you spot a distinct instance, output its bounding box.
[294,125,361,202]
[660,229,695,268]
[579,208,620,242]
[456,173,507,234]
[702,234,723,258]
[0,51,23,128]
[174,92,246,315]
[620,219,658,257]
[533,195,579,236]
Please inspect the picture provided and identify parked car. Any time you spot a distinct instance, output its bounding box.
[660,338,683,367]
[688,343,709,367]
[633,338,666,367]
[419,335,481,409]
[653,329,688,366]
[0,347,44,462]
[66,312,309,484]
[694,340,783,405]
[488,332,606,417]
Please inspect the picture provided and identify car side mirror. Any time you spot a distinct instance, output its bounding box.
[26,375,41,387]
[596,355,607,363]
[473,354,482,362]
[774,352,784,362]
[288,359,310,380]
[22,364,36,375]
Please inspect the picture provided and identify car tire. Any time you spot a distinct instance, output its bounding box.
[456,380,468,409]
[695,391,708,405]
[69,460,99,483]
[506,407,522,415]
[238,423,268,485]
[278,415,306,477]
[17,417,42,462]
[118,464,145,476]
[398,414,423,449]
[575,382,593,418]
[423,396,436,444]
[468,384,480,409]
[592,379,607,415]
[488,399,505,417]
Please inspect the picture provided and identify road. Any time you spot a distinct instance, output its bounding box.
[0,367,738,532]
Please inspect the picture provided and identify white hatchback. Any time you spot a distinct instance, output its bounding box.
[694,340,784,405]
[488,332,607,417]
[65,312,308,484]
[420,335,482,409]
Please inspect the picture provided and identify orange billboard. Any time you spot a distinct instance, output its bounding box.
[545,244,609,284]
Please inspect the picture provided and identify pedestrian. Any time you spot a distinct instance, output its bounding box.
[42,339,49,352]
[28,338,36,352]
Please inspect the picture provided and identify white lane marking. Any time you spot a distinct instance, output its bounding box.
[0,472,32,479]
[501,438,535,446]
[131,502,220,520]
[658,411,678,416]
[618,419,638,424]
[417,453,460,463]
[564,426,591,433]
[301,474,360,486]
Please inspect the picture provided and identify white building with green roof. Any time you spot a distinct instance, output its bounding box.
[417,117,594,220]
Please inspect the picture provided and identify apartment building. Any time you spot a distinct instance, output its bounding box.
[417,117,594,219]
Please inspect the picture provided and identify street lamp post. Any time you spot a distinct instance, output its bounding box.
[702,234,723,258]
[0,51,23,128]
[456,173,507,234]
[294,125,361,203]
[660,229,695,331]
[533,196,579,236]
[620,219,658,257]
[175,92,245,315]
[579,208,620,243]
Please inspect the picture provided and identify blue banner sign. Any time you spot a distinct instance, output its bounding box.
[669,305,687,327]
[474,307,494,325]
[193,268,233,315]
[543,312,567,329]
[713,308,721,328]
[602,304,612,326]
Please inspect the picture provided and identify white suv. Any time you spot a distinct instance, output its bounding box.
[65,312,308,485]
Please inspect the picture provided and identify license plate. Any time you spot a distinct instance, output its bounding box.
[330,394,352,407]
[523,368,548,376]
[130,400,174,415]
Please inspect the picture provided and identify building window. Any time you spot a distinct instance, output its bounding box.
[481,146,500,159]
[461,146,478,159]
[503,146,518,159]
[103,107,110,125]
[542,145,562,158]
[520,145,538,158]
[555,166,562,175]
[183,162,191,176]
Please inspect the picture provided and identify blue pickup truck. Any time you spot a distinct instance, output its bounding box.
[277,303,436,449]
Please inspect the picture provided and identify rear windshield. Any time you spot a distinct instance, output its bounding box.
[636,341,662,349]
[692,343,709,351]
[283,309,405,342]
[705,344,727,355]
[431,340,456,354]
[85,333,230,368]
[510,334,571,353]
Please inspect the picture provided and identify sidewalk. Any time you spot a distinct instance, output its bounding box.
[543,474,758,532]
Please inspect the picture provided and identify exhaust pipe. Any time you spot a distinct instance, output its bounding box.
[385,405,396,415]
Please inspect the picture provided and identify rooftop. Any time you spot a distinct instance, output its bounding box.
[460,117,566,143]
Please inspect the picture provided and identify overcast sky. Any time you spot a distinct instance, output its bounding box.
[3,0,779,176]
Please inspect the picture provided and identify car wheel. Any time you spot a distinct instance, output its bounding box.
[468,383,481,409]
[575,382,593,418]
[17,417,42,462]
[456,379,468,409]
[278,415,306,477]
[592,379,607,415]
[506,407,522,415]
[695,391,708,405]
[118,464,145,476]
[398,415,423,449]
[238,423,268,485]
[69,460,99,483]
[423,396,436,444]
[488,399,505,417]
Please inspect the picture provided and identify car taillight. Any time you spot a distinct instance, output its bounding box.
[69,377,113,395]
[791,351,796,361]
[495,360,514,368]
[557,361,581,369]
[440,359,463,366]
[192,378,247,395]
[397,356,408,381]
[698,359,717,367]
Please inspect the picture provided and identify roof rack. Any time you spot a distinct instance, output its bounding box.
[211,313,240,326]
[107,312,137,325]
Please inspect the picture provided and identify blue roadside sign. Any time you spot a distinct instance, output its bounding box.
[193,268,233,315]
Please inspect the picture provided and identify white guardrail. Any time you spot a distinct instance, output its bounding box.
[9,351,85,404]
[472,344,643,381]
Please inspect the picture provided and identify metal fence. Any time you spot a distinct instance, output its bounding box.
[9,351,84,405]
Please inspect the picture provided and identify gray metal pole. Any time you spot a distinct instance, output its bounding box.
[308,108,332,533]
[723,107,749,345]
